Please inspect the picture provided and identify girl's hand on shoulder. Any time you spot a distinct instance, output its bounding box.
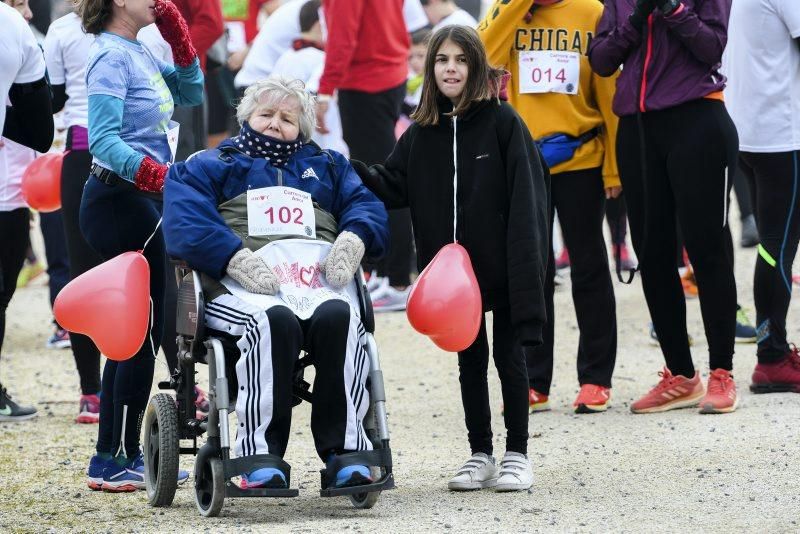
[605,186,622,199]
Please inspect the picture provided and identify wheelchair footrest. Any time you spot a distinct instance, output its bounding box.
[319,473,395,497]
[224,482,299,498]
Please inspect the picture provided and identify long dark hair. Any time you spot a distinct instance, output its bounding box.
[411,25,505,127]
[73,0,113,34]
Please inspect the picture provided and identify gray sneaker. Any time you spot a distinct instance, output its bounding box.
[495,451,533,492]
[448,453,498,491]
[0,385,37,422]
[740,214,758,248]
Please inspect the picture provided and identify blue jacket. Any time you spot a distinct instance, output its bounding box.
[163,140,389,280]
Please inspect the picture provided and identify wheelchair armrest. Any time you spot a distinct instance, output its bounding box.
[355,268,375,334]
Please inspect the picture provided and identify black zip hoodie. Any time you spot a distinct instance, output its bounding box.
[353,97,550,346]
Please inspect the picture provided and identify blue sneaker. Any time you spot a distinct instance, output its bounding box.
[87,455,116,491]
[241,467,287,489]
[103,453,189,492]
[735,306,757,343]
[327,455,373,488]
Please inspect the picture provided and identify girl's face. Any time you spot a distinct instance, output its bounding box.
[248,96,301,141]
[5,0,33,22]
[434,39,468,104]
[409,43,427,76]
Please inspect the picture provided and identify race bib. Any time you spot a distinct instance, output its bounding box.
[518,50,580,95]
[167,122,180,163]
[247,186,316,238]
[220,239,359,320]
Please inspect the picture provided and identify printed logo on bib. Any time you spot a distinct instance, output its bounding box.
[518,50,580,95]
[247,186,316,238]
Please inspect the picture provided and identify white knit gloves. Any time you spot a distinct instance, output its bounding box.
[322,231,365,289]
[225,248,280,295]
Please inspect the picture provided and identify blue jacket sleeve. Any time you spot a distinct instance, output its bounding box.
[163,153,243,279]
[328,151,390,259]
[159,58,205,107]
[87,94,144,181]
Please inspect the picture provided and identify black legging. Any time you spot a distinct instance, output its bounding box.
[80,177,166,458]
[458,307,528,456]
[61,132,103,395]
[617,99,738,377]
[0,208,30,360]
[739,151,800,364]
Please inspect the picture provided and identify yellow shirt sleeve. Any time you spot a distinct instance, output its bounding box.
[478,0,534,69]
[592,67,621,189]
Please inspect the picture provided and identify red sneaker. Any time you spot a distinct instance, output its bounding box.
[573,384,611,413]
[555,248,570,270]
[630,368,705,414]
[76,394,100,424]
[750,346,800,393]
[529,388,550,412]
[699,369,738,414]
[681,268,699,298]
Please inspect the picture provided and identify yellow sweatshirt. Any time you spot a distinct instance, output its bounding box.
[479,0,620,188]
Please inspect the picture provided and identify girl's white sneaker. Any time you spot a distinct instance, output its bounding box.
[495,451,533,492]
[447,453,498,491]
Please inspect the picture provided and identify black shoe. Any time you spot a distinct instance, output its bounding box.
[740,215,758,248]
[0,385,37,422]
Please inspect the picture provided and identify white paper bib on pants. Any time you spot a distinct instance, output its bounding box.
[220,239,359,320]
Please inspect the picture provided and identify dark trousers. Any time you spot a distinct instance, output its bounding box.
[527,167,617,394]
[459,307,528,456]
[80,177,166,457]
[733,163,754,220]
[739,151,800,363]
[617,99,738,377]
[0,208,30,359]
[39,210,70,311]
[61,142,103,394]
[606,195,628,246]
[339,83,413,286]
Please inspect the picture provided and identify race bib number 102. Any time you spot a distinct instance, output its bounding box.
[247,186,316,238]
[518,50,580,95]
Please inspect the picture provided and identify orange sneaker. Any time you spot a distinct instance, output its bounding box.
[529,388,550,412]
[630,368,705,414]
[699,369,738,414]
[681,268,699,298]
[573,384,611,413]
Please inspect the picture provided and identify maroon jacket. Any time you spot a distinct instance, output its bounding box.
[588,0,731,117]
[173,0,224,72]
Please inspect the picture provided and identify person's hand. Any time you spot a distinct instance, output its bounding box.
[605,186,622,199]
[315,97,330,134]
[227,47,249,71]
[226,248,280,295]
[134,157,168,193]
[153,0,197,67]
[655,0,682,16]
[322,231,365,288]
[629,0,656,31]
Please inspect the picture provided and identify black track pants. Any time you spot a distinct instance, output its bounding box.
[0,208,30,360]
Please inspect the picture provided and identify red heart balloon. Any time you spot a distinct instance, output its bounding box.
[54,252,151,361]
[21,152,64,212]
[406,243,482,352]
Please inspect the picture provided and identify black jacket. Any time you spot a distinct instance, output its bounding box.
[354,98,550,346]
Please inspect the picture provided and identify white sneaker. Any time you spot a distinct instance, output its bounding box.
[365,271,384,293]
[495,451,533,492]
[447,453,498,491]
[368,277,390,300]
[372,285,410,312]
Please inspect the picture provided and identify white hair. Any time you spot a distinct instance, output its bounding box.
[236,77,317,141]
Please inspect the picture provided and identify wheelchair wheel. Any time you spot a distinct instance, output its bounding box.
[349,467,381,509]
[194,456,224,517]
[144,393,179,507]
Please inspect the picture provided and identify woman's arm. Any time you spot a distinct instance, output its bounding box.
[160,59,205,107]
[660,0,731,66]
[588,1,644,77]
[477,0,528,69]
[87,94,144,180]
[4,78,54,152]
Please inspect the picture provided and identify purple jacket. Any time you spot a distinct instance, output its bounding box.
[588,0,731,117]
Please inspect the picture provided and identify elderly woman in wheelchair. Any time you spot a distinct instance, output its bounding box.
[163,77,389,493]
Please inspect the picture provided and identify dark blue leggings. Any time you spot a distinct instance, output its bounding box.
[80,177,166,457]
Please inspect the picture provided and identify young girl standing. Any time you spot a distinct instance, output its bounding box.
[353,25,549,492]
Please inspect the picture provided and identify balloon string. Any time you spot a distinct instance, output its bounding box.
[148,296,156,360]
[452,116,458,244]
[140,217,163,254]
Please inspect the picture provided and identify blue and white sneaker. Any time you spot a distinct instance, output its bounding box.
[102,453,189,492]
[241,467,287,489]
[327,455,373,488]
[87,455,116,491]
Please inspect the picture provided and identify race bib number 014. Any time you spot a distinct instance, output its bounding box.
[518,50,580,95]
[247,186,316,238]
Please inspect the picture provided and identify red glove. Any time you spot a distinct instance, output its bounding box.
[135,157,168,193]
[153,0,197,68]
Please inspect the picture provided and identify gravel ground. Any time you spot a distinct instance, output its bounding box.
[1,227,799,533]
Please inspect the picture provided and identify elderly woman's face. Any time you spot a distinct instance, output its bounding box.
[248,96,301,141]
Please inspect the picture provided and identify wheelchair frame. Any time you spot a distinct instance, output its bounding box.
[142,263,395,517]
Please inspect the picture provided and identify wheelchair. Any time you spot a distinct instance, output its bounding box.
[142,262,395,517]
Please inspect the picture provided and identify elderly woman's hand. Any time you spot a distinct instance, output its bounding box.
[322,231,365,289]
[226,248,280,295]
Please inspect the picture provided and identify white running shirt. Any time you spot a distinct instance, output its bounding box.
[432,9,478,32]
[723,0,800,152]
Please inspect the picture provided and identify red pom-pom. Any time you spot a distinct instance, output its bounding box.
[134,157,167,193]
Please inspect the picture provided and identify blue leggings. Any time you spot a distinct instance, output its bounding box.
[80,177,166,457]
